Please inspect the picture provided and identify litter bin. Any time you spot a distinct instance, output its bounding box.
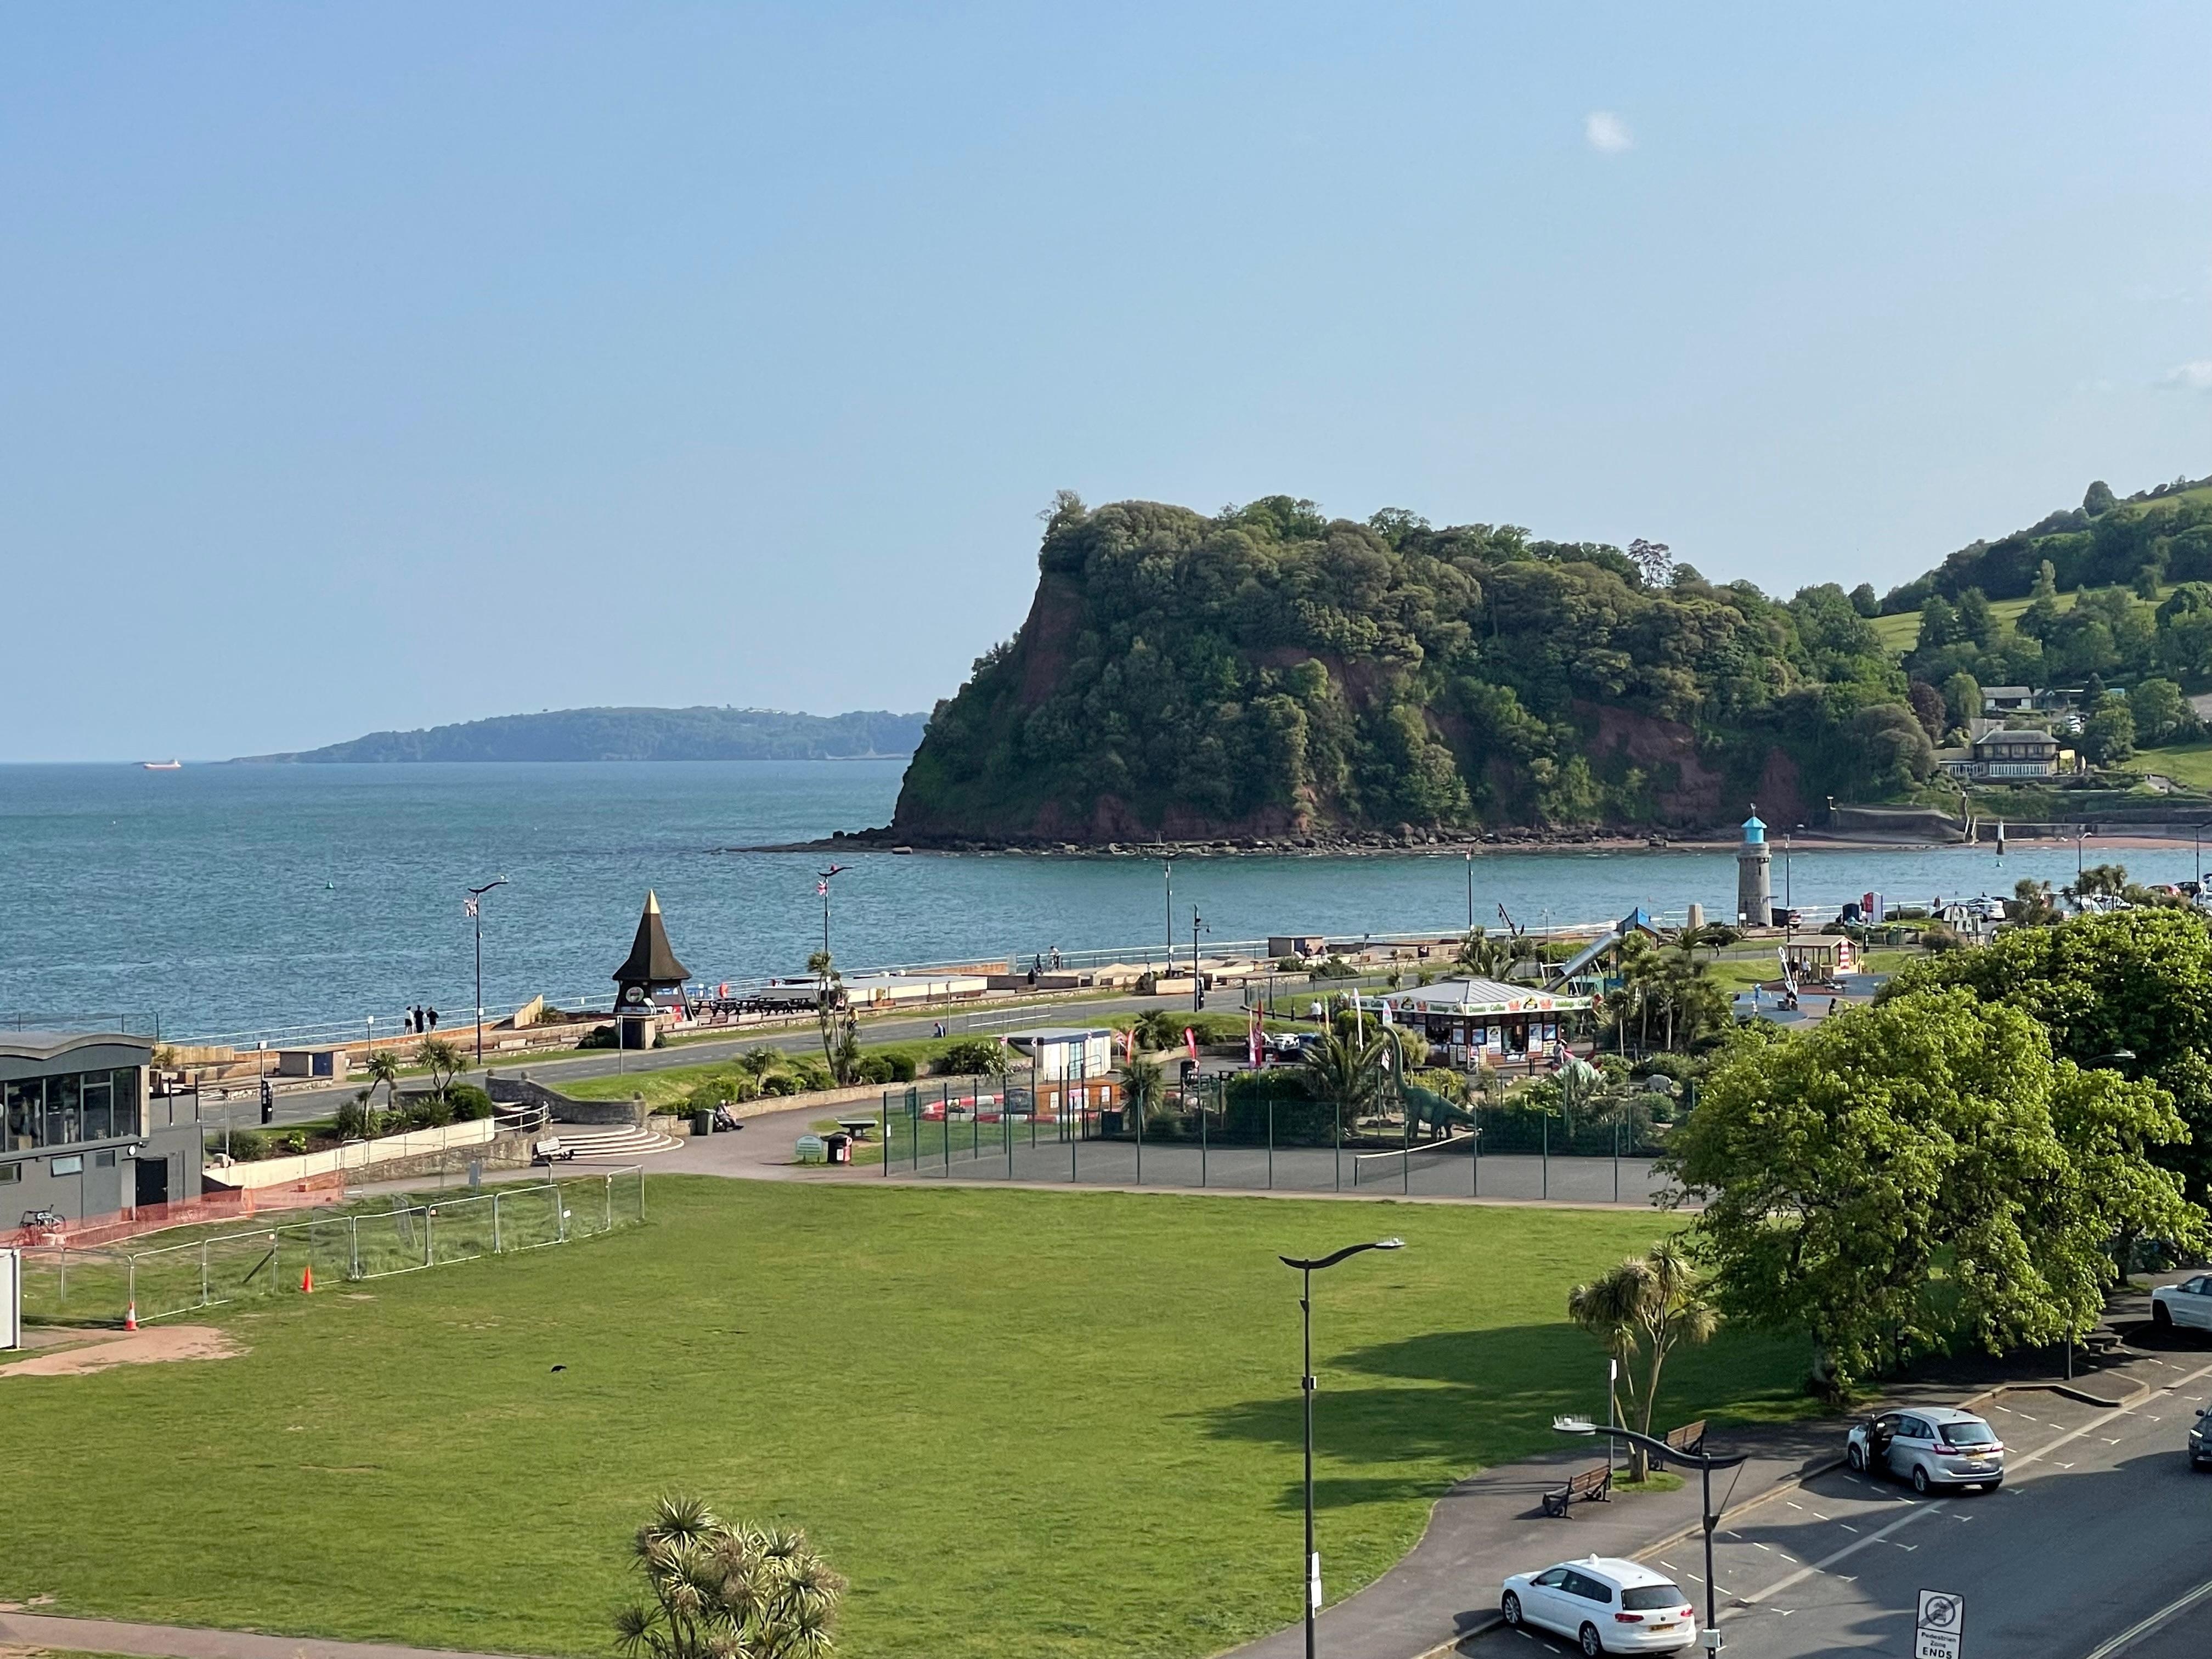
[825,1132,852,1165]
[692,1109,714,1137]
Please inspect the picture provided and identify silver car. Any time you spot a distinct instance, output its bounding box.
[1846,1406,2005,1493]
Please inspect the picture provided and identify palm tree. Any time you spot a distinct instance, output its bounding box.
[614,1493,843,1659]
[413,1037,462,1096]
[1455,926,1510,978]
[1301,1030,1390,1120]
[1555,1054,1604,1135]
[1119,1053,1165,1125]
[1567,1240,1719,1479]
[363,1049,402,1113]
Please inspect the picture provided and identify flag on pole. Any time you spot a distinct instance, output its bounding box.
[463,896,479,918]
[1184,1027,1199,1060]
[816,879,829,896]
[1248,1005,1262,1068]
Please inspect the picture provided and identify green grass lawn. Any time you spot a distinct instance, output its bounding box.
[1870,580,2179,661]
[0,1180,1812,1659]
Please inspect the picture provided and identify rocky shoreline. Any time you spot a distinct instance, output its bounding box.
[731,825,1958,857]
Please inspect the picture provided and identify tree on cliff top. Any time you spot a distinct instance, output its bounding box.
[891,496,1915,839]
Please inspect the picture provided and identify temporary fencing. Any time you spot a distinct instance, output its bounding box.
[17,1166,645,1328]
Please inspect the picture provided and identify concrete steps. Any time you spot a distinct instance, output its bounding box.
[545,1125,682,1158]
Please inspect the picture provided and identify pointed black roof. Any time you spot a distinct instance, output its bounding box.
[612,889,691,987]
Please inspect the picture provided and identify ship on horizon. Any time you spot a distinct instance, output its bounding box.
[140,759,182,770]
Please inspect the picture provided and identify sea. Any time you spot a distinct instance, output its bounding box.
[1,760,2191,1046]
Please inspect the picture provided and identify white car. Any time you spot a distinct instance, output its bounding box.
[1846,1406,2005,1492]
[1500,1555,1697,1655]
[2152,1274,2212,1331]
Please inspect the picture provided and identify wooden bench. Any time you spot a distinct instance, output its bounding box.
[1657,1419,1707,1468]
[1541,1463,1612,1517]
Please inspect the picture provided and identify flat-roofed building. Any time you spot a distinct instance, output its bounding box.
[2,1031,204,1224]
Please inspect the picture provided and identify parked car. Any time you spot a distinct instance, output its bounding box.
[1500,1556,1696,1655]
[2190,1405,2210,1470]
[2152,1274,2212,1331]
[1846,1406,2005,1492]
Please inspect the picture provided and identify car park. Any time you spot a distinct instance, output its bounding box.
[2152,1274,2212,1331]
[1500,1555,1697,1655]
[1845,1406,2005,1492]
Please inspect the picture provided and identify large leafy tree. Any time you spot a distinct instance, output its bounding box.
[1887,910,2212,1202]
[614,1494,843,1659]
[1669,989,2200,1396]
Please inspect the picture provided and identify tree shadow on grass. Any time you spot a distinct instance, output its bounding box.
[1197,1321,1813,1492]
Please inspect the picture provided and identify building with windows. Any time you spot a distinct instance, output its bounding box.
[2,1032,202,1223]
[1379,979,1593,1067]
[1937,729,2062,780]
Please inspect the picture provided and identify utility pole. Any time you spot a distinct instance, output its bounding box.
[1464,848,1473,932]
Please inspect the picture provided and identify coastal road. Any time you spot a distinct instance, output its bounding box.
[1467,1353,2212,1659]
[201,988,1172,1130]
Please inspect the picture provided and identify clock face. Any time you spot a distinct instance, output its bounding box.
[623,985,646,1005]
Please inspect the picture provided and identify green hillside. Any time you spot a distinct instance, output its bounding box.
[237,706,928,763]
[888,495,1931,843]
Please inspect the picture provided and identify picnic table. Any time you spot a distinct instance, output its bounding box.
[833,1117,876,1140]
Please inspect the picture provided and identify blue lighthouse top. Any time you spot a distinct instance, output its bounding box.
[1741,812,1767,845]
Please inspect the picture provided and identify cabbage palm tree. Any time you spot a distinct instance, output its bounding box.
[614,1493,844,1659]
[1119,1053,1166,1124]
[1301,1030,1390,1119]
[363,1049,402,1113]
[1567,1241,1719,1479]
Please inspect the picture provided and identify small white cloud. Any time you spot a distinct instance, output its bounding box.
[2160,360,2212,393]
[1585,111,1633,154]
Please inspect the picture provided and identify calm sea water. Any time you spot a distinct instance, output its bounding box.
[1,761,2191,1043]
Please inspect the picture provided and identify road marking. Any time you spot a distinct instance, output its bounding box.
[1838,1523,1859,1533]
[2078,1572,2212,1659]
[1737,1497,1945,1607]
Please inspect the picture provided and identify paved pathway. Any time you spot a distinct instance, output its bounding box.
[1220,1421,1839,1659]
[1218,1315,2186,1659]
[0,1611,540,1659]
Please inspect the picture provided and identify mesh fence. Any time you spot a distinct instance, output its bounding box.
[15,1167,646,1328]
[872,1075,1675,1205]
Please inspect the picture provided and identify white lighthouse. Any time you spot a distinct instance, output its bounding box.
[1736,808,1772,926]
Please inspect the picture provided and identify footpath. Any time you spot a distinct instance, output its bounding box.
[0,1613,539,1659]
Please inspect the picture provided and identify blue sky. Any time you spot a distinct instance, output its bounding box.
[5,3,2209,760]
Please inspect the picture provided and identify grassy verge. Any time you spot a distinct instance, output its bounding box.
[0,1179,1813,1659]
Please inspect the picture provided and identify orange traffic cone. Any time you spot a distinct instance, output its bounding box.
[124,1301,138,1331]
[301,1264,314,1294]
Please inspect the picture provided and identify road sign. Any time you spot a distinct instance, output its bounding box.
[1916,1588,1965,1658]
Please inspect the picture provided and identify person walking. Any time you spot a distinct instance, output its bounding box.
[426,1006,439,1030]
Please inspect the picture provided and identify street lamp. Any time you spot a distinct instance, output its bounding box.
[1192,905,1210,1013]
[465,876,508,1065]
[1279,1238,1404,1659]
[1464,848,1474,932]
[1555,1417,1745,1653]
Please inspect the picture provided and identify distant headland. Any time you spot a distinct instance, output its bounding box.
[232,706,928,764]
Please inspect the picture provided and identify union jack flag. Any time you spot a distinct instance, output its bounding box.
[463,896,479,918]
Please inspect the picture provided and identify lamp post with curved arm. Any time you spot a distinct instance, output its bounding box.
[1555,1417,1746,1653]
[1280,1239,1404,1659]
